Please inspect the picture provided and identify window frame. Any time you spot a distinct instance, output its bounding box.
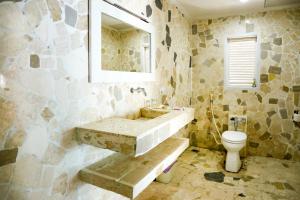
[224,33,260,90]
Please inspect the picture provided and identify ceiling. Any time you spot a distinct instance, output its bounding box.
[170,0,300,19]
[102,13,134,31]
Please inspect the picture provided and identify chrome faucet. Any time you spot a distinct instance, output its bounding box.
[130,87,147,96]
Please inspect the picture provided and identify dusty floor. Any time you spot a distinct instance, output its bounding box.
[136,147,300,200]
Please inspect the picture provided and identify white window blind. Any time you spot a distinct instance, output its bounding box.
[225,36,259,89]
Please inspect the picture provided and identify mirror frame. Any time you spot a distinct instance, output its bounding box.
[89,0,156,83]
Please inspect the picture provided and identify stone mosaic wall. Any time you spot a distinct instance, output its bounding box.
[0,0,191,199]
[102,27,149,72]
[117,29,149,72]
[190,8,300,161]
[101,27,123,71]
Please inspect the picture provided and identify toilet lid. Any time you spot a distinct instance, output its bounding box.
[222,131,247,143]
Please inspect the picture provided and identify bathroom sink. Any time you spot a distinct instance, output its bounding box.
[126,107,170,121]
[76,106,194,156]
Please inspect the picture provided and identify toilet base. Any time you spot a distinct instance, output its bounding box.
[225,151,241,172]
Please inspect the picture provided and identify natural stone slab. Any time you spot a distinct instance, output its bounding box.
[52,173,68,194]
[46,0,61,22]
[269,98,278,104]
[238,193,246,197]
[266,117,271,127]
[146,5,152,17]
[155,0,163,10]
[79,137,189,199]
[192,49,198,56]
[223,105,229,111]
[261,51,268,59]
[281,133,291,140]
[11,154,42,188]
[192,25,197,35]
[271,182,285,190]
[0,97,16,142]
[5,130,25,148]
[282,86,289,92]
[249,141,259,148]
[267,110,276,117]
[168,10,171,22]
[0,148,18,167]
[65,5,77,27]
[30,54,40,68]
[199,43,206,48]
[261,42,271,50]
[241,175,254,182]
[272,54,281,63]
[268,66,281,74]
[295,93,300,107]
[246,23,254,33]
[273,38,282,46]
[41,107,54,121]
[279,109,288,119]
[254,122,261,130]
[260,74,268,83]
[77,107,194,156]
[203,58,216,67]
[256,93,262,103]
[284,153,292,160]
[284,182,295,190]
[259,132,271,140]
[204,172,225,183]
[204,29,211,35]
[197,96,204,102]
[293,85,300,92]
[269,73,276,81]
[166,33,171,47]
[206,35,213,40]
[0,33,31,57]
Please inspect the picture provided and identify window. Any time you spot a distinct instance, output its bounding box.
[225,35,259,89]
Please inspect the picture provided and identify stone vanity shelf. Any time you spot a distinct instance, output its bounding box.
[79,137,189,199]
[76,106,194,156]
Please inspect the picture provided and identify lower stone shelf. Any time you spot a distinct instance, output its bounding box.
[79,137,189,199]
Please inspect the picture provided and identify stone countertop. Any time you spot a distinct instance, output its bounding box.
[79,137,189,199]
[76,107,194,156]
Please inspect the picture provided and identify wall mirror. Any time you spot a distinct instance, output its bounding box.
[89,0,155,82]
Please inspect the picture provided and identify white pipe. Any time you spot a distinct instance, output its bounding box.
[209,93,222,144]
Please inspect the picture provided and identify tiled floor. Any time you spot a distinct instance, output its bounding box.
[137,147,300,200]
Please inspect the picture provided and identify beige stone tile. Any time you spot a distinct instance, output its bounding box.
[0,148,18,167]
[6,187,30,200]
[0,163,15,183]
[11,155,42,188]
[46,0,61,22]
[52,173,68,195]
[4,130,26,149]
[40,166,55,188]
[0,97,16,144]
[0,2,29,32]
[0,184,9,199]
[137,147,300,200]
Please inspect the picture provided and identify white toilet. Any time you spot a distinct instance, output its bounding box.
[222,131,247,172]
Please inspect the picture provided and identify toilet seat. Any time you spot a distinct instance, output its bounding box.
[222,131,247,144]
